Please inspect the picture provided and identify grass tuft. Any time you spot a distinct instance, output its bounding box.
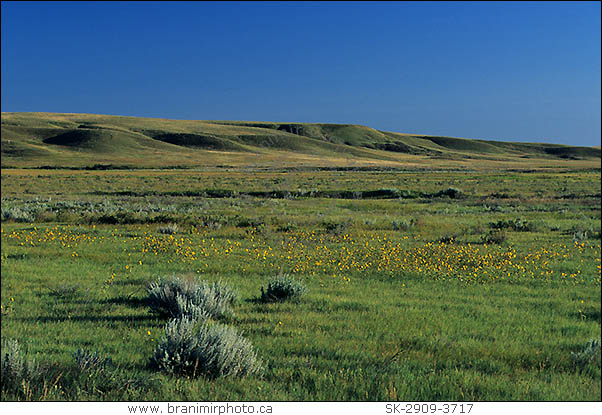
[73,349,113,374]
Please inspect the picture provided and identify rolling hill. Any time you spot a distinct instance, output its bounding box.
[1,112,600,169]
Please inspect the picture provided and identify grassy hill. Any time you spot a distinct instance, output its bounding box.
[1,112,600,169]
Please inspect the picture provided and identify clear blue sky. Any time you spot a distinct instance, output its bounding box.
[2,1,600,146]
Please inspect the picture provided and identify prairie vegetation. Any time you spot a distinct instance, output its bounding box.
[1,113,600,401]
[2,112,600,170]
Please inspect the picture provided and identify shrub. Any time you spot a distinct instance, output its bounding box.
[323,220,351,235]
[438,234,458,244]
[173,295,212,321]
[149,317,262,379]
[147,277,193,317]
[147,277,237,319]
[1,206,37,223]
[434,187,464,199]
[261,275,307,303]
[201,220,222,231]
[236,217,264,228]
[157,223,179,235]
[363,188,401,198]
[149,317,199,375]
[489,218,536,232]
[1,339,44,396]
[489,192,510,199]
[568,223,596,240]
[392,218,415,231]
[571,339,601,369]
[73,349,113,373]
[481,230,508,245]
[572,230,588,242]
[276,222,298,232]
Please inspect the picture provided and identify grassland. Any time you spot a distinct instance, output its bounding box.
[1,113,601,401]
[2,112,600,170]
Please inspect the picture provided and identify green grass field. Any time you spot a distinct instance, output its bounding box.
[1,113,600,401]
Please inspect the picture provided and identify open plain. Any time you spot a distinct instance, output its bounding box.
[1,113,600,401]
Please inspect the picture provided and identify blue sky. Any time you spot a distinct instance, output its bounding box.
[1,1,600,146]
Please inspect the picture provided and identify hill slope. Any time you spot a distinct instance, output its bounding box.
[1,112,599,169]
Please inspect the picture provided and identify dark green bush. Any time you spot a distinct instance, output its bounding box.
[438,234,458,244]
[433,187,464,199]
[261,275,307,303]
[481,230,508,244]
[323,220,351,235]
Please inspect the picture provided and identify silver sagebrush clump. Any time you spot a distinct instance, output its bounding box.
[147,276,237,320]
[149,317,262,378]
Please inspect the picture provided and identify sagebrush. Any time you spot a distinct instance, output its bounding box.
[147,277,237,319]
[149,317,262,379]
[1,339,44,397]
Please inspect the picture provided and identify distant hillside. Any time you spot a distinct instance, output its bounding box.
[1,112,599,169]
